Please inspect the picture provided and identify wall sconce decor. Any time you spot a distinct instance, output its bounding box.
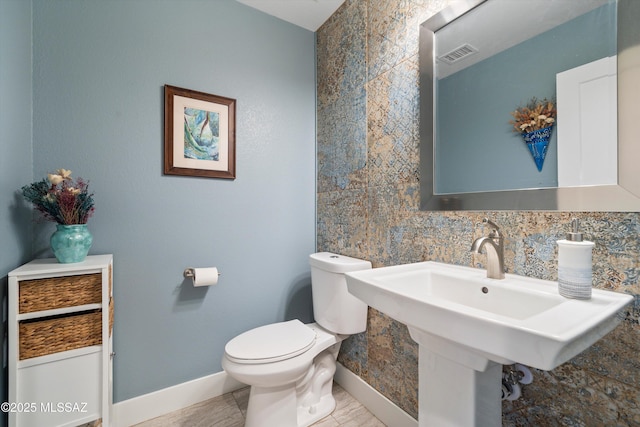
[510,97,556,172]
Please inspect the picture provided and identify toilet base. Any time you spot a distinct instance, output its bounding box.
[297,393,336,427]
[244,343,340,427]
[245,385,337,427]
[246,384,298,427]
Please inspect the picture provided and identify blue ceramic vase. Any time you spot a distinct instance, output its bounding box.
[522,126,553,172]
[50,224,93,263]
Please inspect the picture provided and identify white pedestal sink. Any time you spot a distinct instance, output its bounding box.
[345,262,633,427]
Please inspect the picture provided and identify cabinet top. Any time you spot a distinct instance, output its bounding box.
[8,254,113,277]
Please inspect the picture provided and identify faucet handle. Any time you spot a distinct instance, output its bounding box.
[482,218,502,238]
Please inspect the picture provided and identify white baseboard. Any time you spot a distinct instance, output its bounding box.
[334,363,418,427]
[112,371,246,427]
[113,364,416,427]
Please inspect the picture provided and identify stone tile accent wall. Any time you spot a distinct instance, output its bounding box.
[316,0,640,424]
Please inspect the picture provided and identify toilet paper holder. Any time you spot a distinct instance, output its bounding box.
[183,268,221,278]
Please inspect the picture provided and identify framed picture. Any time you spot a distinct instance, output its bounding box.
[164,85,236,179]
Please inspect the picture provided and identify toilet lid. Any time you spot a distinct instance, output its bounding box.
[225,319,317,364]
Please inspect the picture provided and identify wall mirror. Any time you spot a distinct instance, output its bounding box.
[419,0,640,210]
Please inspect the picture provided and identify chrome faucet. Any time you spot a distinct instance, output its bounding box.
[471,218,505,279]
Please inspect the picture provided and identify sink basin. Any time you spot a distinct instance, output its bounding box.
[345,261,632,371]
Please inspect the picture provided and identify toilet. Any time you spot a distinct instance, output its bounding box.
[222,252,371,427]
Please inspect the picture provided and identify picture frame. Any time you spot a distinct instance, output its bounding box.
[164,85,236,179]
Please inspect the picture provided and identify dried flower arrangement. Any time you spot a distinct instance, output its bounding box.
[22,169,95,225]
[509,97,557,134]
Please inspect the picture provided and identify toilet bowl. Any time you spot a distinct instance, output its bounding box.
[221,252,371,427]
[222,321,344,426]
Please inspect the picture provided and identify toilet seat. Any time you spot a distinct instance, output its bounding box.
[225,319,316,364]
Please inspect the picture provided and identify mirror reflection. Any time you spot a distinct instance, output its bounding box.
[434,0,615,194]
[419,0,640,211]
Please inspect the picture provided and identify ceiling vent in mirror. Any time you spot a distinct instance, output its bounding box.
[438,44,478,64]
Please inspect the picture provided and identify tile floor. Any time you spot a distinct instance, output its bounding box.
[132,383,386,427]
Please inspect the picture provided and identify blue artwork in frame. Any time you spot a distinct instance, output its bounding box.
[164,85,236,179]
[184,108,220,161]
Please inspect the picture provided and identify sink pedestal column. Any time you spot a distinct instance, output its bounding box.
[409,328,503,427]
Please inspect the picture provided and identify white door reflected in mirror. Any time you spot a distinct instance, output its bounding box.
[557,56,618,187]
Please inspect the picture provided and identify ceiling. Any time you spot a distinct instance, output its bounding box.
[434,0,611,78]
[235,0,346,32]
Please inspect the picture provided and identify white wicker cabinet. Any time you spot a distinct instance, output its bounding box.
[8,255,113,427]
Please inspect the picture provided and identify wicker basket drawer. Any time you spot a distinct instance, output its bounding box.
[19,310,102,360]
[19,273,102,313]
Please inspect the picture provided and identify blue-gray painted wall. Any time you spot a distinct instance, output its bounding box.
[436,4,616,194]
[0,1,34,424]
[2,0,316,409]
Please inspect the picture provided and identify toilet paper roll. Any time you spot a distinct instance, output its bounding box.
[192,267,219,287]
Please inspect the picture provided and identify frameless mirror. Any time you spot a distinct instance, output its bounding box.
[419,0,640,210]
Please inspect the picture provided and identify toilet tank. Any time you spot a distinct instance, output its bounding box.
[309,252,371,335]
